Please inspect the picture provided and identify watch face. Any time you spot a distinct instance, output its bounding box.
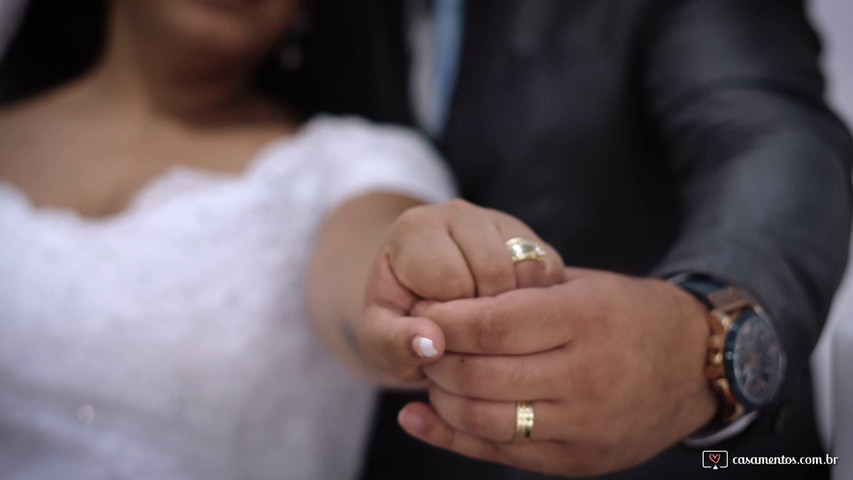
[725,311,785,409]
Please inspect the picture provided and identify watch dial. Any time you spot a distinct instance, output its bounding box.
[728,312,784,407]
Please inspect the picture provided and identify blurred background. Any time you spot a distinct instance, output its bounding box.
[807,0,853,461]
[0,0,25,57]
[0,0,851,475]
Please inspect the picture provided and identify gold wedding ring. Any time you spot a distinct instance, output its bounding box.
[505,237,546,266]
[514,401,535,441]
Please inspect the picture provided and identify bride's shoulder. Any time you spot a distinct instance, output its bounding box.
[303,114,437,156]
[306,114,424,138]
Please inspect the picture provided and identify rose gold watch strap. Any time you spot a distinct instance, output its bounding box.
[707,286,756,314]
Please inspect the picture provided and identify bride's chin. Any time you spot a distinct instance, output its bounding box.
[119,0,297,61]
[196,0,265,9]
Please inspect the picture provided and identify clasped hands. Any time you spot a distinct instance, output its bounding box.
[362,199,718,477]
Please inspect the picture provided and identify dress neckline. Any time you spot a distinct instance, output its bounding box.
[0,116,323,227]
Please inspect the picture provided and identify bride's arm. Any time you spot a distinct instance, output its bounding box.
[307,194,565,388]
[307,192,425,388]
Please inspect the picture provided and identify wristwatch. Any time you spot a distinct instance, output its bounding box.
[675,276,786,423]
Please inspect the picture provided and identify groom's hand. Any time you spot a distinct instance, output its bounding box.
[360,199,564,382]
[398,267,718,476]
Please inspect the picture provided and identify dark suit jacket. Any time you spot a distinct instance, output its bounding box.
[296,1,853,478]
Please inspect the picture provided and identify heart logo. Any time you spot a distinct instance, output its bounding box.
[709,454,721,464]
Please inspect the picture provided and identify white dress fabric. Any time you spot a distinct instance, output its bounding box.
[0,115,455,480]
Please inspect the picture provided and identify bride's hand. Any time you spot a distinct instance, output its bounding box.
[360,199,565,382]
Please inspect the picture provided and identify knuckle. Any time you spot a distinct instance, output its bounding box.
[475,263,512,291]
[397,254,465,299]
[392,206,421,229]
[394,256,431,293]
[440,270,476,300]
[393,205,437,232]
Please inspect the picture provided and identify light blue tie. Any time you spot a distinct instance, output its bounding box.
[431,0,466,137]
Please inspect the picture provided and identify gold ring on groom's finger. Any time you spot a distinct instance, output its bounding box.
[505,237,546,266]
[515,401,535,441]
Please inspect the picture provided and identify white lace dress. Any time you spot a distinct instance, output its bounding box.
[0,116,455,480]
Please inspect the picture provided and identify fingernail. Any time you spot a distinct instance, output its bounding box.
[413,336,438,358]
[398,408,426,435]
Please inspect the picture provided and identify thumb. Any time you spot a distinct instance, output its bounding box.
[361,304,447,380]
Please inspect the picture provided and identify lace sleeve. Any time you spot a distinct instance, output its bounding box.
[312,116,457,213]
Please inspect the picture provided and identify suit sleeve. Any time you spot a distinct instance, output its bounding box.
[643,0,853,408]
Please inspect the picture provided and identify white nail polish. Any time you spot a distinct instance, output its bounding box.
[414,336,438,358]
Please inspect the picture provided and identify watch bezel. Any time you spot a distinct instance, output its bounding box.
[723,309,786,411]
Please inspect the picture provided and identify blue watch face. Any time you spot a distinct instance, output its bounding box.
[726,311,785,409]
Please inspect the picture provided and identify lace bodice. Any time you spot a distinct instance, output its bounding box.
[0,116,455,480]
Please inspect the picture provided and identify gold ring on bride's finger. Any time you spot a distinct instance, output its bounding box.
[515,401,535,441]
[505,237,546,266]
